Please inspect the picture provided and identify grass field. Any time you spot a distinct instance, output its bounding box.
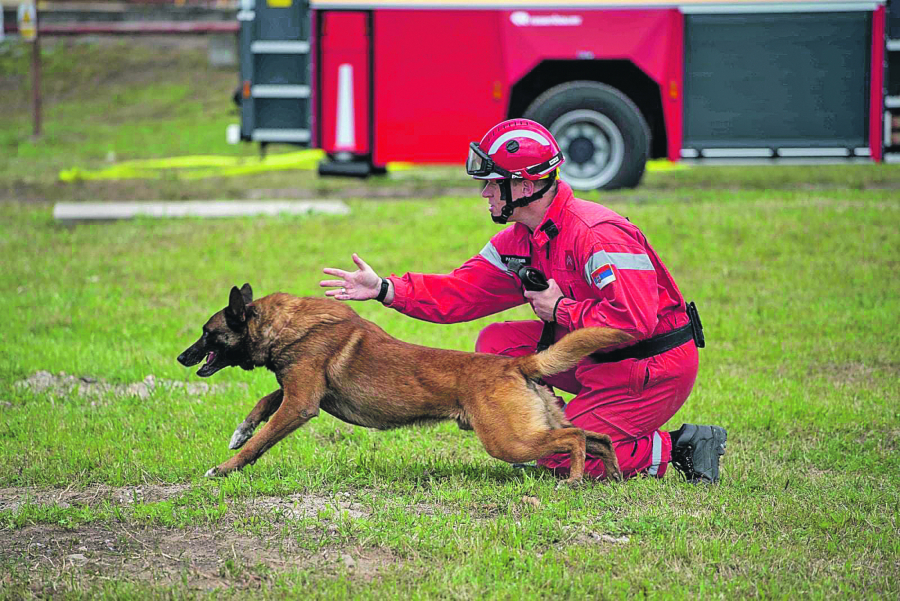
[1,37,899,599]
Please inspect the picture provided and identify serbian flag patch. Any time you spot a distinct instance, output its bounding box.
[591,264,616,290]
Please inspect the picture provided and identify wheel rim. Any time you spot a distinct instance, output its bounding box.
[550,109,624,190]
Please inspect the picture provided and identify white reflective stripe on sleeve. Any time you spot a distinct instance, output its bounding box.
[479,242,509,273]
[608,252,654,271]
[583,250,654,282]
[648,431,662,476]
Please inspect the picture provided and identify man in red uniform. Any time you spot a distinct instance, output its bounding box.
[321,119,726,483]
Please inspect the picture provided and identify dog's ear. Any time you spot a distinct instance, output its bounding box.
[227,285,247,324]
[240,283,253,303]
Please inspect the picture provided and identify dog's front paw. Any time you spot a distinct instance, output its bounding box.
[204,466,222,478]
[229,422,254,450]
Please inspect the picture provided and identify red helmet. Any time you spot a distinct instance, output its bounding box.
[467,119,565,181]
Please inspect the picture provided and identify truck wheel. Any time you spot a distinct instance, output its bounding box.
[523,81,650,190]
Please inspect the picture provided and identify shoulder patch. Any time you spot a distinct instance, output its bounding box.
[590,264,616,290]
[584,249,617,290]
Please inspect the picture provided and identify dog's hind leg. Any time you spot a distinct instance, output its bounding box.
[524,428,588,485]
[485,425,588,485]
[584,431,622,481]
[207,370,325,477]
[531,383,621,481]
[229,389,284,450]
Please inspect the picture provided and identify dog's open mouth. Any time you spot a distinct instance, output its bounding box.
[197,350,224,377]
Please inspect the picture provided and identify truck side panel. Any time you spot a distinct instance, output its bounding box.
[372,10,507,166]
[371,9,680,165]
[498,9,682,161]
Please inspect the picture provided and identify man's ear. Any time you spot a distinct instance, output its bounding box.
[521,179,535,197]
[240,283,253,304]
[228,286,247,323]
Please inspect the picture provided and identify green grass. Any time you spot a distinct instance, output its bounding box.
[2,189,899,598]
[1,35,900,599]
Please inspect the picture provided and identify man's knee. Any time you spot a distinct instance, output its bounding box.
[475,321,545,357]
[475,322,509,354]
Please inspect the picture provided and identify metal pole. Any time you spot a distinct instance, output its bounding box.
[31,19,42,139]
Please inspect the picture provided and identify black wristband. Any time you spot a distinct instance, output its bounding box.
[552,296,565,323]
[375,278,390,303]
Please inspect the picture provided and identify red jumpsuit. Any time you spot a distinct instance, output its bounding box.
[385,182,698,479]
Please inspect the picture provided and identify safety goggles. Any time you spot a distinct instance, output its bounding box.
[466,142,513,179]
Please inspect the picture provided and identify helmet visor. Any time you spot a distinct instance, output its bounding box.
[466,142,512,179]
[466,143,490,177]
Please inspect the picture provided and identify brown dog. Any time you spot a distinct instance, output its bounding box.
[177,284,631,483]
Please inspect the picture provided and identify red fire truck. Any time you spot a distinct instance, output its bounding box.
[235,0,899,189]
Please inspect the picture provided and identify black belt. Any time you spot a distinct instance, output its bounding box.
[590,322,692,363]
[537,301,706,363]
[592,301,706,363]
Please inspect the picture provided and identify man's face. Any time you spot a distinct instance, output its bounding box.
[481,179,531,222]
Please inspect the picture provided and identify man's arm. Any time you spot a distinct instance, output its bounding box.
[320,247,526,324]
[555,232,660,339]
[386,251,525,323]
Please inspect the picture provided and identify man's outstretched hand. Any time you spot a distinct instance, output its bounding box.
[320,253,385,302]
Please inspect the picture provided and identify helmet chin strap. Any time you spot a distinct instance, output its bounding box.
[491,173,556,225]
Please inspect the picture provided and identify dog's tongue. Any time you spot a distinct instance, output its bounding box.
[206,351,216,365]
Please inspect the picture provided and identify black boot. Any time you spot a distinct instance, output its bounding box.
[670,424,727,484]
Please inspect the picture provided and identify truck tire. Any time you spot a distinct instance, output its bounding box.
[523,81,650,190]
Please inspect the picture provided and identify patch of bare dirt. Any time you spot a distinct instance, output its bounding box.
[0,485,192,514]
[568,530,631,546]
[808,361,900,387]
[0,523,401,590]
[251,492,369,520]
[0,485,443,522]
[14,371,245,400]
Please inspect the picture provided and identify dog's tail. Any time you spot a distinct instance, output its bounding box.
[515,327,633,379]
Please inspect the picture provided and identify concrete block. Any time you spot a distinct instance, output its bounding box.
[53,200,351,222]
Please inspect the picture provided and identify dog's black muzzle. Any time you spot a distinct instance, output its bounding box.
[178,338,207,367]
[178,337,227,377]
